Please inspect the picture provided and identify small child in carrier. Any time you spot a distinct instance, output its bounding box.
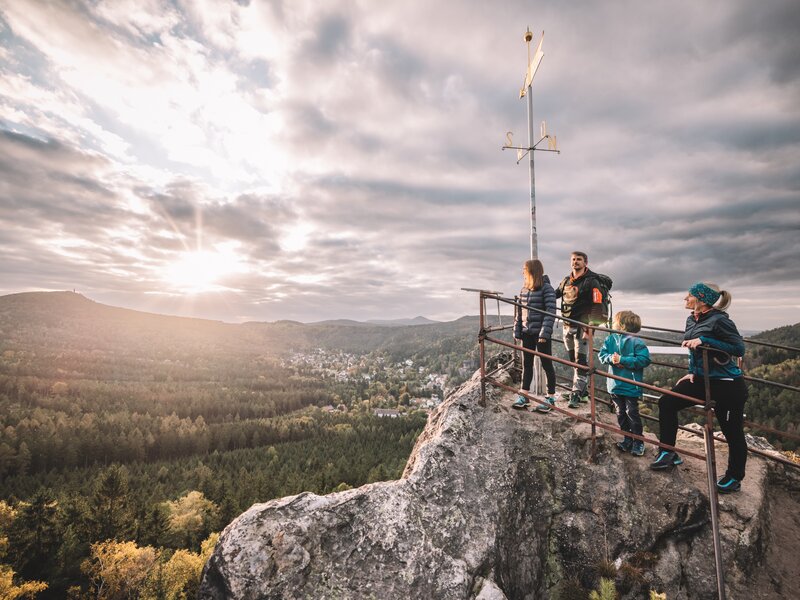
[598,310,651,456]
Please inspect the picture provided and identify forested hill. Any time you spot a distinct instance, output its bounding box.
[743,322,800,444]
[0,291,480,359]
[0,292,482,598]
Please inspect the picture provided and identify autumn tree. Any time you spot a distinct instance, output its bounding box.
[81,540,158,600]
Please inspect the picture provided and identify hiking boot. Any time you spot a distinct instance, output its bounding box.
[716,475,741,494]
[616,437,633,452]
[534,396,556,413]
[631,440,645,456]
[512,395,530,409]
[567,393,581,409]
[651,447,683,465]
[650,450,678,470]
[578,394,589,403]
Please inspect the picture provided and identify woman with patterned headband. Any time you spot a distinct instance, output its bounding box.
[650,282,748,493]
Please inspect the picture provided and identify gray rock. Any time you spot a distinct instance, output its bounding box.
[199,368,798,599]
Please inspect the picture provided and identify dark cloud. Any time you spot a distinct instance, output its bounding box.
[725,1,800,85]
[310,14,351,60]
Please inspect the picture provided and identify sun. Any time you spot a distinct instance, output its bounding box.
[162,249,239,293]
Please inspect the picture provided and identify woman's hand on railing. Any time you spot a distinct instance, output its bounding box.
[677,373,695,384]
[682,338,703,349]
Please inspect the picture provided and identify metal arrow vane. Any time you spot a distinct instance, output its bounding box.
[502,27,560,261]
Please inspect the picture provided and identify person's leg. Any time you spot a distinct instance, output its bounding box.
[714,378,748,482]
[627,396,644,437]
[612,395,631,432]
[612,395,633,451]
[627,396,646,456]
[563,324,577,392]
[513,334,536,408]
[657,379,701,447]
[651,379,701,469]
[574,325,589,397]
[520,334,536,392]
[536,338,557,396]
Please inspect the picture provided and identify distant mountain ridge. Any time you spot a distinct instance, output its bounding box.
[0,291,479,359]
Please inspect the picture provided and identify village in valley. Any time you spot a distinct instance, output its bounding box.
[281,348,479,417]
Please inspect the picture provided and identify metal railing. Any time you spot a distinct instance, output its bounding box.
[472,290,799,600]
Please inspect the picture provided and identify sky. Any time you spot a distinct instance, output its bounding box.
[0,0,798,331]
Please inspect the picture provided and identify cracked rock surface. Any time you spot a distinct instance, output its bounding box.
[199,368,799,599]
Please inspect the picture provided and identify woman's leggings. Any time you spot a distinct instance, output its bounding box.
[658,377,748,480]
[521,334,556,396]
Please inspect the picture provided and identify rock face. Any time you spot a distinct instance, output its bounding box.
[199,367,799,599]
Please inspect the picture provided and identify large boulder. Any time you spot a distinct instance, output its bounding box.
[199,369,799,599]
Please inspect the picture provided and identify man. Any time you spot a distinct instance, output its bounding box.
[556,251,604,409]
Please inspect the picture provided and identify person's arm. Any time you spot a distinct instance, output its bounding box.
[598,337,614,365]
[540,283,556,340]
[701,316,745,357]
[514,293,523,339]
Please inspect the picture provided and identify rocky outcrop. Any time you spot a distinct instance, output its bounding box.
[199,366,799,599]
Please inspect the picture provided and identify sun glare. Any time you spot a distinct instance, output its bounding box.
[162,249,241,293]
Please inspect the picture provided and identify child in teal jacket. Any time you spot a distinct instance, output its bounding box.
[599,311,651,456]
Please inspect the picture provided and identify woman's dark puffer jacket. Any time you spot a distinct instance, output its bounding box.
[514,275,557,339]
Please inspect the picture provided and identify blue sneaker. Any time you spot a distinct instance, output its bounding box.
[716,475,741,494]
[512,395,530,409]
[631,440,645,456]
[534,396,556,413]
[616,437,633,452]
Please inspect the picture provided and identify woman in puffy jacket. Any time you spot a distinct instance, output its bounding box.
[650,282,747,494]
[513,259,557,413]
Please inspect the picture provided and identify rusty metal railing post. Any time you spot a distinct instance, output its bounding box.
[479,292,487,407]
[513,295,521,381]
[702,348,726,600]
[588,325,597,457]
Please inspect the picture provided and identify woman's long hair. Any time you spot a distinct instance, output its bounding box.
[701,282,733,311]
[523,259,544,291]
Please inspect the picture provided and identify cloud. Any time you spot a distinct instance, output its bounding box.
[0,0,798,330]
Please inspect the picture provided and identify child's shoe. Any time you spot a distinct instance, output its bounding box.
[631,440,645,456]
[616,437,633,452]
[512,395,530,409]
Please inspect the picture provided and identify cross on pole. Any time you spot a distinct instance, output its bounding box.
[502,27,559,260]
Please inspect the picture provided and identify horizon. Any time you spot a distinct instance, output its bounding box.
[1,1,799,331]
[1,289,784,336]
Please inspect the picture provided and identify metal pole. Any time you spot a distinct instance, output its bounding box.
[527,83,537,260]
[588,326,597,457]
[524,29,543,393]
[702,349,727,600]
[479,293,487,407]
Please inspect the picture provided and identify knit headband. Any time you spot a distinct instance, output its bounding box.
[689,282,720,306]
